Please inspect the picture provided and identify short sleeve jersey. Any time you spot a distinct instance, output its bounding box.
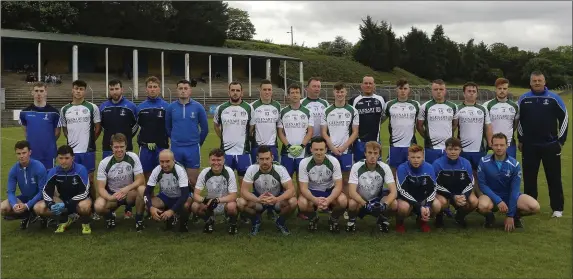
[384,99,420,147]
[60,101,101,153]
[277,105,313,158]
[418,99,457,149]
[453,103,491,152]
[243,163,291,196]
[147,164,188,198]
[213,101,254,155]
[349,94,386,142]
[298,154,343,191]
[195,166,238,199]
[96,152,143,193]
[483,99,519,146]
[251,99,281,146]
[321,104,359,152]
[301,97,329,137]
[348,160,395,201]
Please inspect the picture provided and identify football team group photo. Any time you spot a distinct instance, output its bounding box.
[4,72,567,237]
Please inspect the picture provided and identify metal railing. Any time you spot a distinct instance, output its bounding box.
[88,85,94,103]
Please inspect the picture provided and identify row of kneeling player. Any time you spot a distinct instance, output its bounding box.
[2,134,540,235]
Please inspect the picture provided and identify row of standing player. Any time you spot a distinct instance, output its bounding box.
[12,75,523,227]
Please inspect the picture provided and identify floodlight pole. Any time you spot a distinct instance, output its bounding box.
[287,26,294,46]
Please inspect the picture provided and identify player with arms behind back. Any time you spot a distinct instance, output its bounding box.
[383,78,420,176]
[301,77,329,140]
[483,78,519,159]
[192,149,239,234]
[237,145,297,236]
[60,80,101,220]
[94,133,145,230]
[321,81,359,193]
[250,79,282,161]
[349,76,386,162]
[297,137,348,233]
[346,141,396,233]
[416,79,457,164]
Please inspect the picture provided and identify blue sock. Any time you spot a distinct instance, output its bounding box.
[125,205,133,212]
[252,214,261,224]
[276,215,286,226]
[135,214,143,222]
[105,211,114,220]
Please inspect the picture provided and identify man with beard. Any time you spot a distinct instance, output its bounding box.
[214,82,255,183]
[99,79,138,159]
[349,76,386,162]
[19,82,61,170]
[483,78,519,159]
[301,77,329,139]
[237,145,297,236]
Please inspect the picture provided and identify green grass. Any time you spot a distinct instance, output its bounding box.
[1,96,572,278]
[225,40,429,85]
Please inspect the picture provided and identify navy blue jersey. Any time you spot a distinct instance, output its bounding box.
[432,155,473,199]
[396,161,437,211]
[99,97,138,151]
[517,87,568,146]
[43,163,90,208]
[136,97,170,148]
[19,104,60,160]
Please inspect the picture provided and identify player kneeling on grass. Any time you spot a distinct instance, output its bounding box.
[140,150,192,232]
[35,145,93,234]
[395,144,441,233]
[432,137,478,228]
[237,145,297,236]
[477,133,540,232]
[298,137,348,233]
[94,133,145,230]
[192,148,239,235]
[346,141,397,233]
[2,140,48,229]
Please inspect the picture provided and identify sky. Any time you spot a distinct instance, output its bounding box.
[226,1,572,52]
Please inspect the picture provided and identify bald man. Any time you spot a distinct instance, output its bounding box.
[136,150,193,232]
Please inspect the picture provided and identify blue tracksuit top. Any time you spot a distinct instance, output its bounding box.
[136,97,170,148]
[7,159,47,209]
[517,87,568,146]
[432,155,474,199]
[477,154,521,217]
[396,161,437,213]
[165,99,209,147]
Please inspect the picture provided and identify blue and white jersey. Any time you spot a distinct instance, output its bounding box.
[19,104,61,160]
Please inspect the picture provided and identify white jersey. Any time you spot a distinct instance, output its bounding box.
[195,166,238,199]
[147,164,188,198]
[97,152,143,193]
[454,103,491,152]
[321,104,359,154]
[348,161,395,201]
[60,101,101,153]
[384,99,420,147]
[298,154,343,191]
[301,97,329,137]
[418,100,457,149]
[213,101,255,155]
[277,105,313,159]
[251,99,281,146]
[243,163,291,196]
[483,99,519,146]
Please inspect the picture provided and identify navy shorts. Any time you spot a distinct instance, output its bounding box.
[461,151,485,170]
[35,157,55,170]
[251,145,279,163]
[310,188,334,210]
[388,146,409,168]
[74,152,96,172]
[172,144,201,169]
[139,146,166,173]
[253,190,284,212]
[280,155,303,176]
[157,192,180,210]
[357,189,390,218]
[102,151,113,159]
[16,194,31,204]
[106,188,133,207]
[424,148,444,164]
[224,154,252,176]
[331,153,353,172]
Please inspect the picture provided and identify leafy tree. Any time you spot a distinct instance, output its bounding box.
[226,7,256,41]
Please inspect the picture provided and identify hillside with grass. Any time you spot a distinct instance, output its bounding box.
[224,40,429,85]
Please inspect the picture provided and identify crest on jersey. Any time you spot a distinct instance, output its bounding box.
[83,108,89,114]
[447,108,453,113]
[543,99,549,105]
[43,113,49,120]
[191,112,195,119]
[422,178,427,185]
[158,111,163,117]
[241,111,247,116]
[345,112,351,118]
[126,165,132,172]
[477,110,483,115]
[505,169,511,177]
[120,109,126,116]
[273,110,278,115]
[301,115,306,119]
[509,107,515,113]
[409,106,414,111]
[31,177,36,184]
[72,177,78,185]
[460,173,465,180]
